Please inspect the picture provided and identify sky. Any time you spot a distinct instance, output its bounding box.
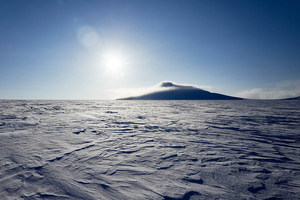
[0,0,299,99]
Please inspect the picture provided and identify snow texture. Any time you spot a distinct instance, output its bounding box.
[0,100,299,200]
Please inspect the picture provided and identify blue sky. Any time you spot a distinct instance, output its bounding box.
[0,0,299,99]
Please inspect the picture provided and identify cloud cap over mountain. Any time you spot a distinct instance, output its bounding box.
[117,82,243,100]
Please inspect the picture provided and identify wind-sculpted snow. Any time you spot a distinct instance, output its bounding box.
[0,100,299,199]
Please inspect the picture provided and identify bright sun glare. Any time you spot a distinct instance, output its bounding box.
[102,51,126,73]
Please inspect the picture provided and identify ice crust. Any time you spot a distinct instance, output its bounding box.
[0,100,299,199]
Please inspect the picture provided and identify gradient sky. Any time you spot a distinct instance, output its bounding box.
[0,0,299,99]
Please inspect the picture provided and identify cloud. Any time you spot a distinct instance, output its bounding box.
[236,88,300,99]
[236,80,300,99]
[158,81,212,90]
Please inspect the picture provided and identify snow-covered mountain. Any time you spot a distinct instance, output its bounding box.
[117,82,243,100]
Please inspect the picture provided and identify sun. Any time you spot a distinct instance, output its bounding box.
[102,51,126,73]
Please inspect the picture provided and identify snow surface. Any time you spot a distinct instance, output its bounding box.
[0,100,299,200]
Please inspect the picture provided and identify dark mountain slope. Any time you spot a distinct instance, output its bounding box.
[117,82,243,100]
[282,96,300,100]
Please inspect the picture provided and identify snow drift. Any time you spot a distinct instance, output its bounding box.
[0,100,299,199]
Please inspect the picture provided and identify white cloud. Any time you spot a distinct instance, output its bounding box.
[236,80,300,99]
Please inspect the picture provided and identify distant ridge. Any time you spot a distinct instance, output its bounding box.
[282,96,300,100]
[117,82,243,100]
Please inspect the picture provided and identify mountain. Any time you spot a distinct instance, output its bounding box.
[117,82,243,100]
[282,96,300,100]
